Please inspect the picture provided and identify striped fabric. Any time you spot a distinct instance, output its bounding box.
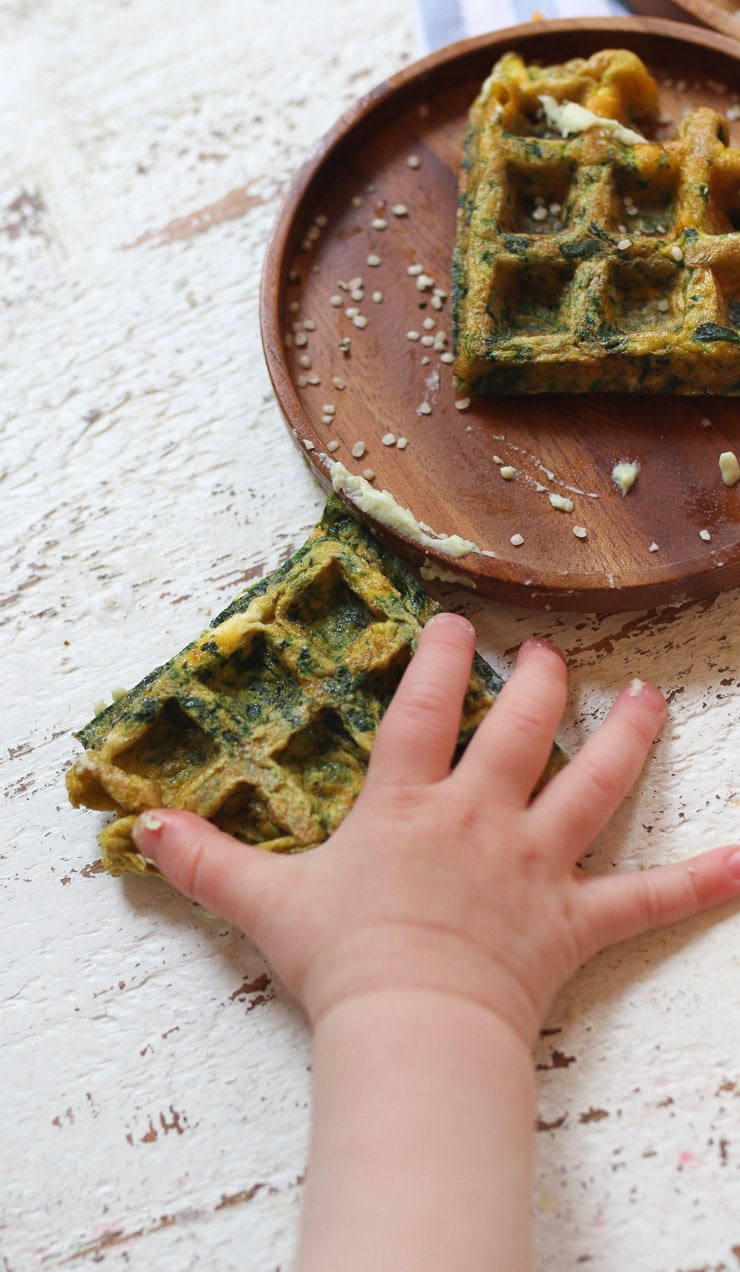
[415,0,632,51]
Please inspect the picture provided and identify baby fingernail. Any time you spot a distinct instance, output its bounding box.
[627,678,666,712]
[726,849,740,881]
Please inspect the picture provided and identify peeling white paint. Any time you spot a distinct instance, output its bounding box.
[1,2,739,1270]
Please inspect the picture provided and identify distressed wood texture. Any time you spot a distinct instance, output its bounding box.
[0,3,738,1270]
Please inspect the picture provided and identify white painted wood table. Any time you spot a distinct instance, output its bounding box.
[1,2,738,1268]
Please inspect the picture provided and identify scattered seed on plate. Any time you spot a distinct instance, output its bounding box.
[351,441,366,458]
[510,533,524,547]
[351,195,363,207]
[288,300,300,313]
[303,438,315,450]
[407,330,421,342]
[397,436,408,449]
[306,374,321,385]
[321,414,333,425]
[330,294,343,307]
[362,468,376,481]
[332,376,345,390]
[573,525,588,539]
[371,217,388,230]
[493,455,503,465]
[314,213,328,227]
[296,375,308,387]
[294,331,308,347]
[699,529,711,541]
[299,354,311,369]
[416,274,434,290]
[500,466,516,480]
[431,295,443,310]
[455,398,471,411]
[371,291,383,303]
[406,154,421,168]
[421,334,435,347]
[440,351,455,364]
[322,404,336,415]
[657,299,670,312]
[423,317,436,330]
[303,318,316,331]
[417,402,432,415]
[701,416,712,428]
[382,432,397,446]
[420,355,430,365]
[327,439,340,452]
[649,541,659,552]
[617,238,632,251]
[670,245,684,262]
[391,204,408,216]
[339,337,351,354]
[353,314,368,329]
[407,264,423,276]
[367,254,382,267]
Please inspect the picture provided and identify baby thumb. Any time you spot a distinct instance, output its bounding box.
[132,809,282,936]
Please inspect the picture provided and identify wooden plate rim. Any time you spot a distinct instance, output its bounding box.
[259,16,740,612]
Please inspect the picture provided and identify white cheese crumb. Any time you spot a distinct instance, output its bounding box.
[549,493,574,512]
[329,461,479,558]
[303,438,315,451]
[612,460,640,495]
[539,95,647,146]
[510,533,524,546]
[617,238,632,251]
[699,529,712,541]
[649,541,659,552]
[719,450,740,487]
[500,466,517,480]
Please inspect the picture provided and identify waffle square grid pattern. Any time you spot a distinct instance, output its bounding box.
[66,498,537,877]
[452,49,740,394]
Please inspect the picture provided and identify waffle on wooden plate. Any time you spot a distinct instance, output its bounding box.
[67,497,567,877]
[453,47,740,395]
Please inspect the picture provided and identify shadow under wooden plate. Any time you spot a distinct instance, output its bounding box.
[260,18,740,613]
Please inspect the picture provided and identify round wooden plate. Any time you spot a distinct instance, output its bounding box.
[664,0,740,40]
[260,18,740,612]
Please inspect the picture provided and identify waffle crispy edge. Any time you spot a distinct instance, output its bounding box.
[453,48,740,394]
[66,497,567,878]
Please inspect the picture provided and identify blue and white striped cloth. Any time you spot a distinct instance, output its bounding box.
[415,0,633,52]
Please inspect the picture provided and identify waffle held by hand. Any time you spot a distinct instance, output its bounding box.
[66,497,566,877]
[453,48,740,394]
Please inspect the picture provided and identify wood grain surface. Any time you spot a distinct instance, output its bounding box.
[263,18,740,612]
[664,0,740,38]
[2,3,739,1270]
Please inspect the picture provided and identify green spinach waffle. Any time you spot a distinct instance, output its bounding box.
[67,497,566,877]
[453,47,740,394]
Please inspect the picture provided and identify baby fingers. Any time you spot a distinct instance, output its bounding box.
[454,637,568,807]
[532,676,667,862]
[366,611,477,789]
[132,808,289,938]
[577,842,740,956]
